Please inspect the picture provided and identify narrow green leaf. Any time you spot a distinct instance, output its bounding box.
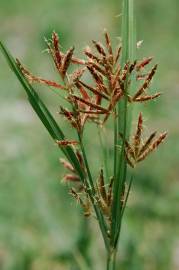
[111,0,136,247]
[0,41,84,180]
[0,41,111,251]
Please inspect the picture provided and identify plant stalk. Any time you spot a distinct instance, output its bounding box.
[111,0,136,260]
[107,249,117,270]
[77,133,110,252]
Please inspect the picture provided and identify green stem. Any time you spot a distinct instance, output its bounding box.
[111,0,136,248]
[98,126,109,180]
[78,133,110,252]
[113,111,118,179]
[107,249,117,270]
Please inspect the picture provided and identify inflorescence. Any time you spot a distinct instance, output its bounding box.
[17,30,167,221]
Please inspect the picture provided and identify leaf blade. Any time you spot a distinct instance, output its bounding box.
[0,41,84,180]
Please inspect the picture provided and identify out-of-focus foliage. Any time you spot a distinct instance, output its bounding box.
[0,0,179,269]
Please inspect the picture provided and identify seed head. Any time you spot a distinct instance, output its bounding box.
[61,46,74,78]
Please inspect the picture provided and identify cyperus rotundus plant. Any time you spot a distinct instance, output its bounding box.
[0,1,167,269]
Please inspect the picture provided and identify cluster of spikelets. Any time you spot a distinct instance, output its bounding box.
[17,31,167,220]
[120,113,167,168]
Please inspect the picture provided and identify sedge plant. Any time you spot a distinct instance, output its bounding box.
[0,0,167,269]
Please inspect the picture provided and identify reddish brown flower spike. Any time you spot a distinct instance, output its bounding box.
[56,140,79,146]
[135,93,161,102]
[104,30,113,60]
[121,114,167,168]
[63,174,80,182]
[87,65,103,85]
[52,32,62,68]
[60,158,75,172]
[134,113,143,156]
[136,57,153,71]
[16,59,65,90]
[98,169,107,202]
[137,132,167,162]
[71,67,86,82]
[84,46,102,64]
[114,45,122,64]
[61,46,74,78]
[92,40,106,57]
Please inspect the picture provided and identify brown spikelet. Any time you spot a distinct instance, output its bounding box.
[75,82,90,100]
[109,88,123,109]
[56,140,79,146]
[52,32,62,68]
[133,113,143,156]
[137,132,167,162]
[125,153,135,168]
[79,110,107,115]
[119,132,135,160]
[79,81,109,100]
[129,60,137,74]
[136,73,148,81]
[147,64,158,81]
[135,93,161,102]
[121,62,129,81]
[150,132,167,151]
[139,131,157,156]
[54,48,84,65]
[16,59,65,89]
[58,51,84,66]
[103,59,113,85]
[87,65,103,85]
[71,56,85,65]
[136,57,153,71]
[92,40,106,56]
[98,169,107,202]
[112,65,121,89]
[89,62,106,76]
[71,95,108,113]
[44,37,59,70]
[70,188,82,203]
[60,158,75,172]
[102,90,123,123]
[83,198,91,217]
[63,174,80,182]
[59,107,78,129]
[60,107,73,119]
[132,65,158,101]
[70,189,91,217]
[76,150,84,168]
[104,30,113,62]
[107,177,114,207]
[97,82,109,96]
[114,45,122,64]
[71,67,86,82]
[132,87,145,101]
[84,47,102,64]
[30,78,65,89]
[99,199,110,217]
[61,46,74,78]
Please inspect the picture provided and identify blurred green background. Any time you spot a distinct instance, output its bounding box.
[0,0,179,269]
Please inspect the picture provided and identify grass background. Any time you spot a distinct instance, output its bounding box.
[0,0,179,269]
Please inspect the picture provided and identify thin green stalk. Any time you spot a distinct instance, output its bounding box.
[114,174,134,249]
[111,0,129,245]
[111,0,136,250]
[121,174,134,218]
[113,110,118,180]
[98,126,109,180]
[107,249,117,270]
[78,133,110,252]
